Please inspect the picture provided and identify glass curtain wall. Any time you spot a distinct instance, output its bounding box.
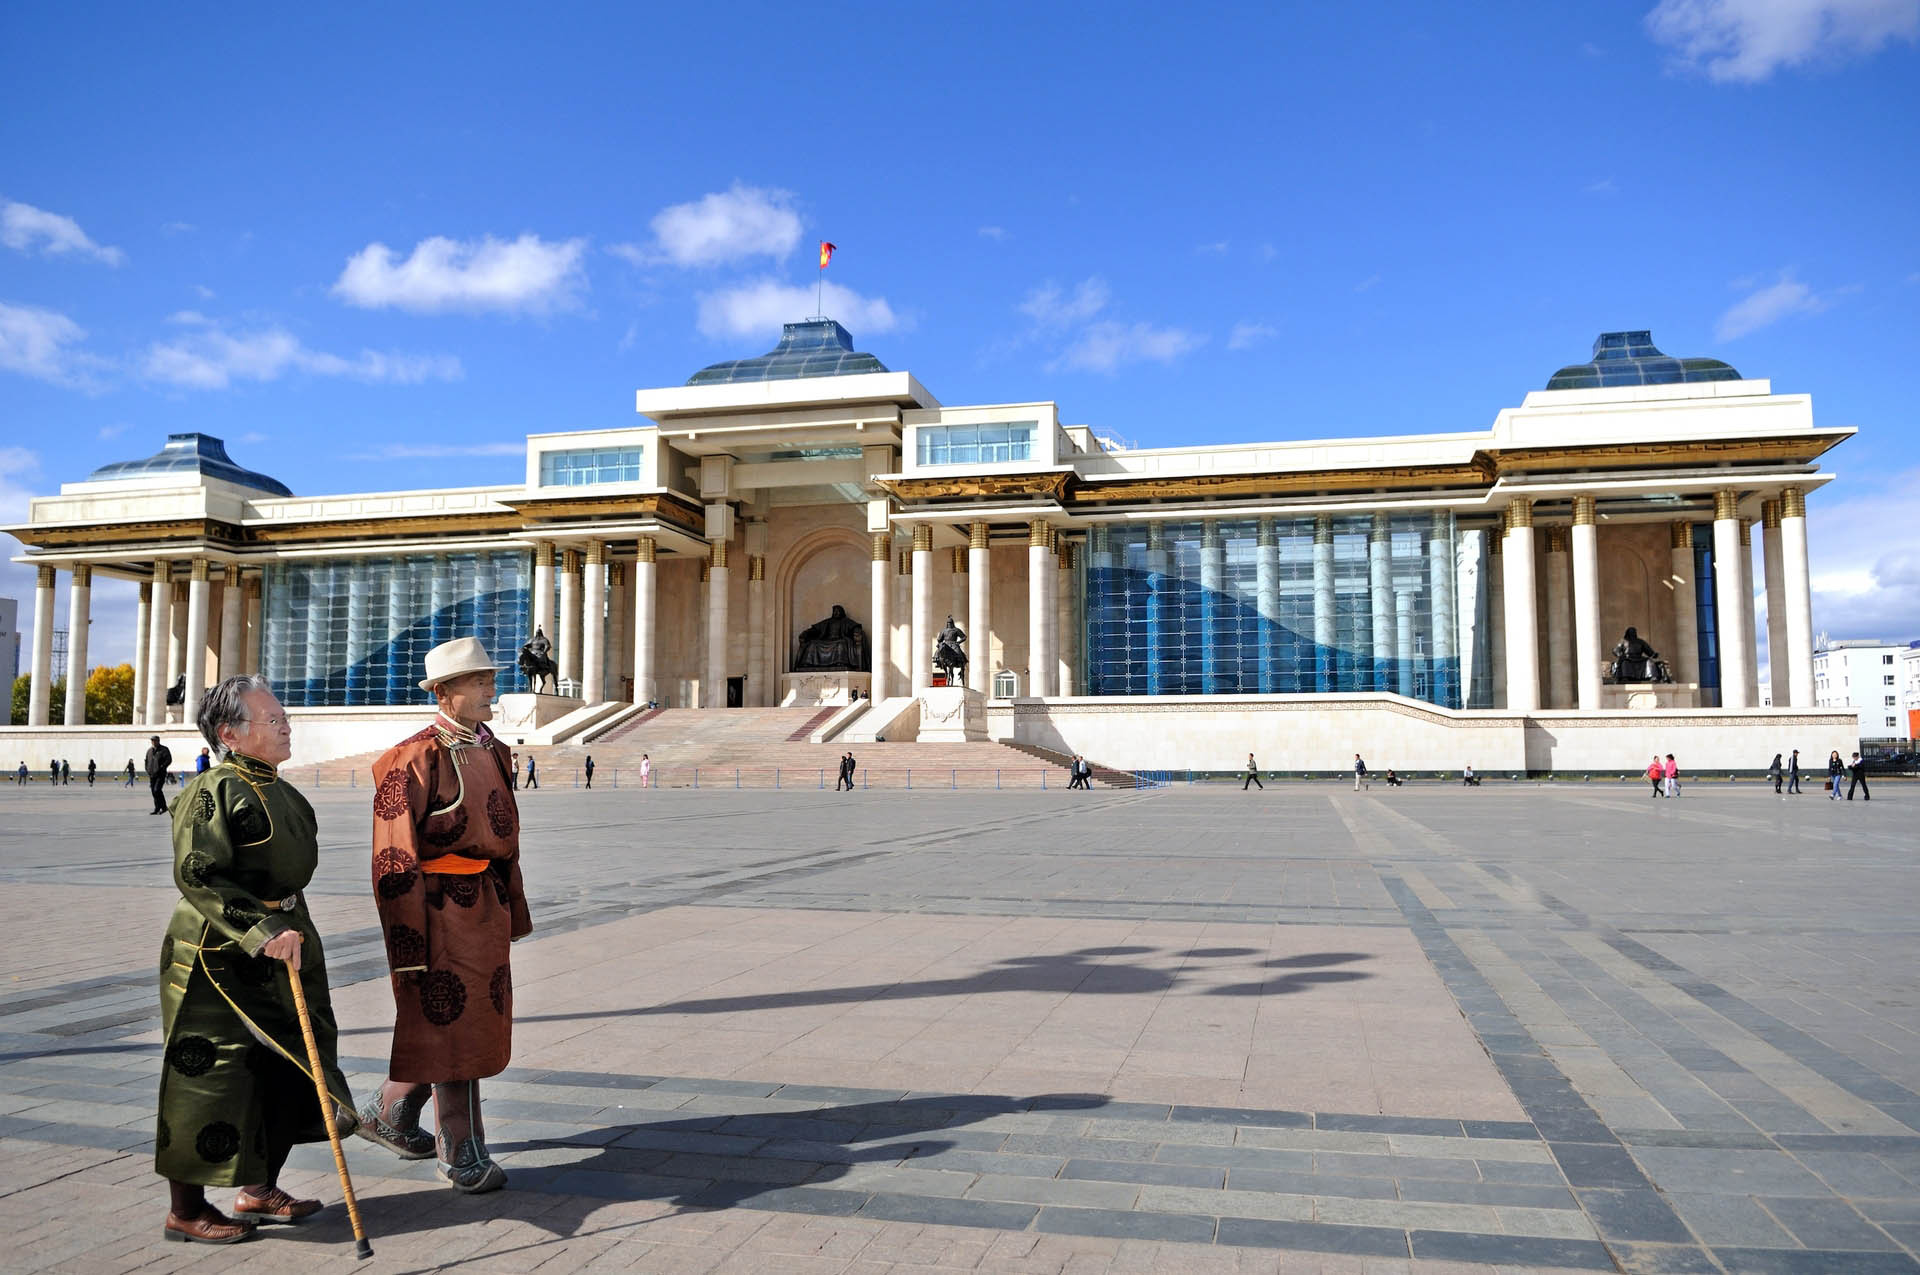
[1084,515,1464,708]
[264,550,533,706]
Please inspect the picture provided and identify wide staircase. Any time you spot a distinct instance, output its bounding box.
[295,707,1106,791]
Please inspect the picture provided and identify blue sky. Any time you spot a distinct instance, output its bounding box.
[3,0,1917,675]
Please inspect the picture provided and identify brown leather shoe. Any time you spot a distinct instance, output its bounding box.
[163,1207,256,1244]
[233,1185,323,1223]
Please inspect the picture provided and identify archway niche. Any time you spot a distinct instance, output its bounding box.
[773,526,874,705]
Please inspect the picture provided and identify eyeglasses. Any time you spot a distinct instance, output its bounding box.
[238,715,288,727]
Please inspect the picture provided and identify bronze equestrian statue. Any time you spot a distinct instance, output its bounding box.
[517,628,558,694]
[932,615,967,683]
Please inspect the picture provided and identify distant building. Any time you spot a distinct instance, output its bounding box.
[0,596,18,686]
[1902,643,1920,741]
[1813,639,1910,738]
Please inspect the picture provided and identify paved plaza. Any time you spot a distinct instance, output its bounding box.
[0,778,1914,1273]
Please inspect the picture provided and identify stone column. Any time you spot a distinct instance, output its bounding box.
[146,563,173,725]
[1740,518,1760,705]
[869,532,892,700]
[218,565,245,680]
[1369,513,1392,692]
[1570,496,1602,712]
[1543,526,1573,709]
[1029,520,1053,697]
[1394,588,1414,697]
[1428,511,1457,707]
[1200,522,1225,694]
[63,565,91,725]
[968,522,992,696]
[1313,515,1335,692]
[244,576,262,675]
[1145,522,1170,695]
[1057,540,1076,696]
[632,538,657,706]
[1669,522,1700,687]
[911,524,934,693]
[26,565,55,726]
[744,557,764,706]
[531,542,555,652]
[949,546,968,642]
[182,560,211,723]
[1256,519,1280,694]
[557,548,582,689]
[606,561,628,702]
[1761,501,1789,706]
[132,580,152,725]
[168,578,189,719]
[706,541,730,707]
[1502,501,1540,713]
[1712,490,1750,709]
[1487,533,1506,708]
[582,542,606,703]
[1779,487,1815,708]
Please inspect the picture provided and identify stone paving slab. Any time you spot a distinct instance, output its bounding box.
[1,782,1916,1271]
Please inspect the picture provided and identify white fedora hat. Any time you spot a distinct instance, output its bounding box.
[419,637,501,692]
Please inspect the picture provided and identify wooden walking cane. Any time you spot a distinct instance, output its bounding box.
[287,960,374,1259]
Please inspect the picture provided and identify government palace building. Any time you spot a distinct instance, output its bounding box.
[4,321,1861,774]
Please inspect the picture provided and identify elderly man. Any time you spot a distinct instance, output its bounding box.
[156,675,354,1244]
[356,638,531,1193]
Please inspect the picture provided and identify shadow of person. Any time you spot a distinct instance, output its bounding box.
[279,1091,1110,1260]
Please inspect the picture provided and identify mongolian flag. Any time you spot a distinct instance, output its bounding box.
[819,241,836,269]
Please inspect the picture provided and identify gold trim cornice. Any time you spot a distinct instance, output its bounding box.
[1070,460,1495,505]
[1671,521,1693,550]
[1781,486,1806,519]
[881,471,1072,502]
[1487,435,1844,474]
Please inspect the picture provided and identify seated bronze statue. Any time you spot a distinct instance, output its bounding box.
[1606,627,1674,684]
[794,605,869,672]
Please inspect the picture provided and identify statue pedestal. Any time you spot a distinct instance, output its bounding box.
[916,686,988,742]
[1601,683,1701,711]
[780,672,871,707]
[494,693,580,731]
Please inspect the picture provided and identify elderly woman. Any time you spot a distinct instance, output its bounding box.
[156,675,355,1244]
[357,638,531,1194]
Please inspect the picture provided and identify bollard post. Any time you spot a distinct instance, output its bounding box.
[349,770,355,789]
[951,768,956,789]
[693,767,699,789]
[906,768,912,790]
[818,768,824,789]
[775,768,781,790]
[1041,769,1047,790]
[736,768,741,789]
[862,768,867,789]
[996,769,1001,790]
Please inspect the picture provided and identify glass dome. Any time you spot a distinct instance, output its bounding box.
[687,319,889,385]
[1547,331,1740,390]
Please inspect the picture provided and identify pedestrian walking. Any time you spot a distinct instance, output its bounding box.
[639,753,651,789]
[60,759,71,785]
[155,674,356,1243]
[1787,749,1802,794]
[1663,754,1679,798]
[125,758,137,786]
[583,755,595,789]
[1847,752,1872,802]
[86,759,96,786]
[48,760,58,785]
[1827,749,1844,799]
[144,736,174,814]
[360,638,532,1195]
[1353,754,1368,791]
[1646,756,1664,798]
[835,752,854,791]
[14,761,26,784]
[1243,753,1263,791]
[1767,753,1783,794]
[509,751,519,790]
[1462,764,1480,786]
[196,747,212,774]
[524,754,538,790]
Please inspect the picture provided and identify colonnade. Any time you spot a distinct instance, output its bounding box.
[1497,485,1816,711]
[20,557,260,727]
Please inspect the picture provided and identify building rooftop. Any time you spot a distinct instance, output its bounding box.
[686,319,889,386]
[85,433,293,497]
[1546,330,1741,391]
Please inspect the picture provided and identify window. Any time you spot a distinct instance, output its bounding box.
[1884,654,1895,664]
[1888,717,1899,728]
[1886,675,1897,686]
[539,447,643,487]
[993,669,1019,698]
[917,421,1037,466]
[1887,696,1898,706]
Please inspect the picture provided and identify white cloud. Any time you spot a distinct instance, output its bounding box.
[1355,273,1382,292]
[695,277,899,341]
[332,233,587,314]
[615,183,803,269]
[1050,321,1206,374]
[1257,243,1278,263]
[0,301,107,388]
[1019,277,1110,327]
[978,225,1007,240]
[1227,322,1279,351]
[1196,241,1230,255]
[142,319,462,389]
[347,442,525,460]
[1715,271,1835,340]
[1646,0,1920,81]
[1805,468,1920,641]
[1,199,125,265]
[193,284,215,300]
[1586,177,1618,194]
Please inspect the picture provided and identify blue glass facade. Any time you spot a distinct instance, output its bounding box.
[1692,531,1721,705]
[1082,516,1463,708]
[916,422,1036,466]
[263,550,533,707]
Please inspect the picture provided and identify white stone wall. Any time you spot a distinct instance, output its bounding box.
[1,706,435,774]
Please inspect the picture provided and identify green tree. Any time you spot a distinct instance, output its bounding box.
[85,663,136,724]
[9,674,65,726]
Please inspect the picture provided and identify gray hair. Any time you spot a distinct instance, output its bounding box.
[198,674,274,758]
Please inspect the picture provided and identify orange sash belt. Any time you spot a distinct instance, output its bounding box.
[420,853,492,875]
